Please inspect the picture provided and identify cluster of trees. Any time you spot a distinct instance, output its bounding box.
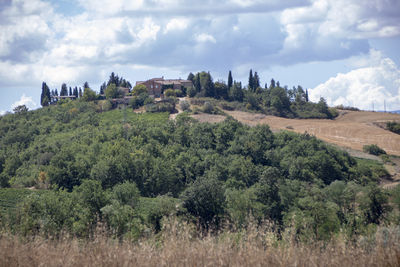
[100,72,132,95]
[40,70,335,120]
[0,101,396,240]
[40,73,136,107]
[186,70,334,119]
[40,81,88,106]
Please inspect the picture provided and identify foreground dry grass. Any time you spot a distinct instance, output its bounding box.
[1,223,399,267]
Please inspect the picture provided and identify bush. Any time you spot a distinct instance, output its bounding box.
[335,104,360,111]
[202,102,213,114]
[363,144,386,156]
[164,89,176,97]
[187,87,196,97]
[129,93,152,109]
[386,121,400,135]
[180,100,190,111]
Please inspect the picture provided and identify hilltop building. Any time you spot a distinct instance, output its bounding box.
[136,77,193,97]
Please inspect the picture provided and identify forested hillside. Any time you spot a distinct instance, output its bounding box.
[0,99,397,242]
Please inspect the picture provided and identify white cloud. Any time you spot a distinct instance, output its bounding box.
[278,0,400,64]
[310,50,400,111]
[195,33,216,43]
[164,18,189,34]
[0,110,5,116]
[11,94,37,110]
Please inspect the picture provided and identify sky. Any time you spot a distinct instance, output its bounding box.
[1,0,400,114]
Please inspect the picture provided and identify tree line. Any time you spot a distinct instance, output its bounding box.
[40,70,334,119]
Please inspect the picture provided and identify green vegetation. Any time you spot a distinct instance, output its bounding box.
[0,188,35,213]
[186,71,337,119]
[42,70,337,120]
[363,144,387,156]
[0,100,397,243]
[386,121,400,134]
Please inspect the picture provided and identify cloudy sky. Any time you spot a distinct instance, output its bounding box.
[1,0,400,114]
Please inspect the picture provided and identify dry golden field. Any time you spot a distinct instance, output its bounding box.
[1,222,399,267]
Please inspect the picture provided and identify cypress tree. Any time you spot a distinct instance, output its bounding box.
[79,88,83,98]
[100,82,106,95]
[270,78,276,88]
[73,87,79,98]
[69,87,72,96]
[60,83,68,96]
[254,72,260,90]
[228,70,233,90]
[40,82,51,106]
[194,73,201,93]
[248,69,254,91]
[205,72,215,97]
[305,89,309,102]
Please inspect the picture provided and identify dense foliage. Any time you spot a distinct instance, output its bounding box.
[386,121,400,135]
[0,100,395,241]
[187,71,337,119]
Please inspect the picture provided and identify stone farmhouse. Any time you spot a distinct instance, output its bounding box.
[136,77,193,97]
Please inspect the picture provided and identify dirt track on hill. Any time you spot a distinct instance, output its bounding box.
[221,110,400,156]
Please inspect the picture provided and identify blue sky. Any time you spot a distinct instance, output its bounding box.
[1,0,400,114]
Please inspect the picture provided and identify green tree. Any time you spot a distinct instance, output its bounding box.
[214,81,228,100]
[187,72,195,83]
[40,82,51,106]
[13,105,28,115]
[180,175,225,228]
[228,70,233,90]
[270,78,276,89]
[82,87,97,102]
[359,185,391,225]
[112,181,140,208]
[73,87,79,98]
[100,82,106,95]
[131,84,148,96]
[194,73,201,93]
[60,83,68,96]
[248,69,254,91]
[254,71,260,90]
[229,82,244,102]
[105,83,123,99]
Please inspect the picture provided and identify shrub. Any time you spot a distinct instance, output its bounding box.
[180,100,190,111]
[203,102,213,114]
[129,93,152,109]
[164,89,176,97]
[363,144,386,156]
[187,87,196,97]
[386,121,400,135]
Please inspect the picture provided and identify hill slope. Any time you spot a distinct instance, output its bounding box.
[221,110,400,156]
